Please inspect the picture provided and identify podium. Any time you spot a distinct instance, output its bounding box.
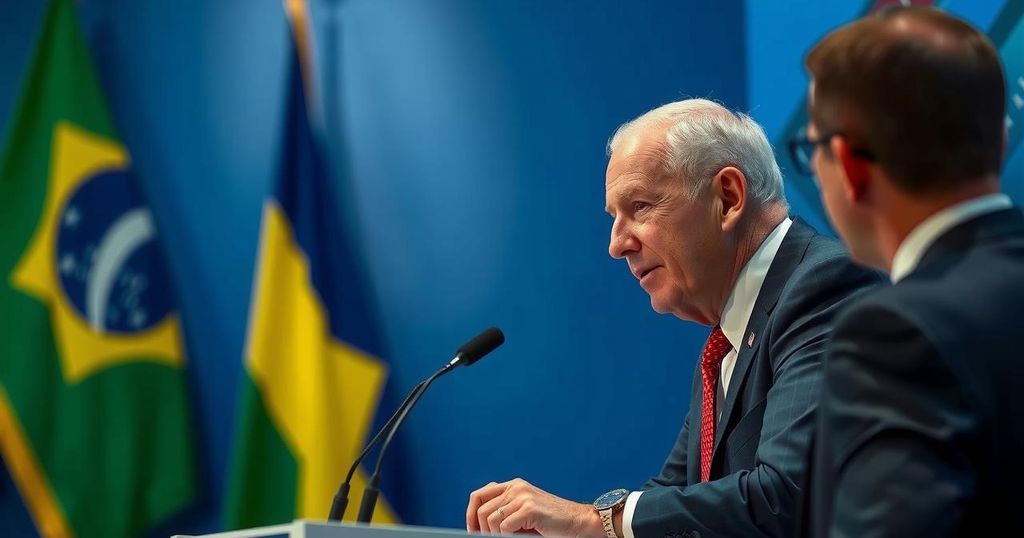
[173,521,484,538]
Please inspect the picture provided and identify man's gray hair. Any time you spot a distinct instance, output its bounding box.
[607,98,787,206]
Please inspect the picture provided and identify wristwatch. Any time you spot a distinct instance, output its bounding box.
[592,488,630,538]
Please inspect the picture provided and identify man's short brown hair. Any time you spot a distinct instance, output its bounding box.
[806,6,1005,193]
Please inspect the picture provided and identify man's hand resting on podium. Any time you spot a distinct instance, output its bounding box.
[465,478,611,537]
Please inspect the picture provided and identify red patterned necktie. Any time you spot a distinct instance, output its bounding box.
[699,326,732,482]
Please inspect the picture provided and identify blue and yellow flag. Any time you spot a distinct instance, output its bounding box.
[223,0,396,527]
[0,0,196,536]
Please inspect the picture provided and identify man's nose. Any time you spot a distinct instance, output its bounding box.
[609,219,639,259]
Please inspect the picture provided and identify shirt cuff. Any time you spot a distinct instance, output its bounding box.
[622,491,642,538]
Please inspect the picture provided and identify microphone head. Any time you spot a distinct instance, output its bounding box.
[455,327,504,366]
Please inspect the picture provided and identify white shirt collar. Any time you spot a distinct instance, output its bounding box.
[890,193,1012,283]
[720,218,793,349]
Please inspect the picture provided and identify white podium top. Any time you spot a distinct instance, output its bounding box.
[174,520,489,538]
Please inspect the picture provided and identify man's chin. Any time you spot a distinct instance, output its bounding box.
[648,294,675,315]
[842,236,887,272]
[828,216,884,270]
[649,295,710,324]
[649,301,670,315]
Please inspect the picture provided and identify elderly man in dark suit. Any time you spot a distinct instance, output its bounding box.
[464,98,880,537]
[797,6,1024,536]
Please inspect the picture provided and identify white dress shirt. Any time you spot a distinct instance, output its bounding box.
[621,217,793,538]
[890,193,1012,283]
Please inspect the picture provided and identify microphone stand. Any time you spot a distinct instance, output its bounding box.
[327,379,426,521]
[327,327,503,522]
[356,361,455,522]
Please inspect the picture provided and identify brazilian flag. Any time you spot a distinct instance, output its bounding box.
[0,0,196,536]
[223,0,397,527]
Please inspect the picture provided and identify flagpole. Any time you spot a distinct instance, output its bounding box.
[284,0,318,121]
[322,0,343,173]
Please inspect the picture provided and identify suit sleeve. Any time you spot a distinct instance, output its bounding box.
[812,304,977,537]
[631,255,881,538]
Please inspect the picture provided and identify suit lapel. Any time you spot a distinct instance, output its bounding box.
[712,219,815,455]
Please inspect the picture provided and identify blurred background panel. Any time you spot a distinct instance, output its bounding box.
[0,0,1019,536]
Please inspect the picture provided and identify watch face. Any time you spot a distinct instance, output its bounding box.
[593,488,629,510]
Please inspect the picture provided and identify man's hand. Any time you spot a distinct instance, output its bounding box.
[465,478,604,537]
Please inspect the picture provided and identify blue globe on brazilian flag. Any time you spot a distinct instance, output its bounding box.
[0,1,196,537]
[14,122,184,382]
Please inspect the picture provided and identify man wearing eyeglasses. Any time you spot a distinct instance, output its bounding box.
[797,6,1024,536]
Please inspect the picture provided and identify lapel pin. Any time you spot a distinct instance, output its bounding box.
[747,332,756,348]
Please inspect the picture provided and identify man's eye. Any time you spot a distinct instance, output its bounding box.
[633,201,651,212]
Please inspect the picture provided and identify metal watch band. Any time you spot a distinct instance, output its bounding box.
[600,506,617,538]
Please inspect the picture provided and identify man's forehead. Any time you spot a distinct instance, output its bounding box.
[606,175,650,198]
[607,134,669,181]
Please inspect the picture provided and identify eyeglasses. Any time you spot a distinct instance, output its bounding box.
[787,126,876,177]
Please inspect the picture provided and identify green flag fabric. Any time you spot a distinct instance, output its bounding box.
[0,0,196,536]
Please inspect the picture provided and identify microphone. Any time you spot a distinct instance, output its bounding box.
[327,327,505,522]
[453,326,504,367]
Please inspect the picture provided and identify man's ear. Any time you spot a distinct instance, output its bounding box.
[831,136,871,202]
[715,166,747,232]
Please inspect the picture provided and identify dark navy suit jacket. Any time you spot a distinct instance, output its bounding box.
[632,219,882,538]
[807,208,1024,536]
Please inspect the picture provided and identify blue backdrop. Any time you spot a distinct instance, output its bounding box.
[0,1,1018,536]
